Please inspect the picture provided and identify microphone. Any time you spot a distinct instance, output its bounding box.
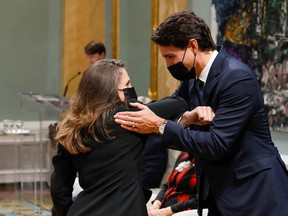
[63,71,81,97]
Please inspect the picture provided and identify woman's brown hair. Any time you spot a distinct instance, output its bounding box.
[56,59,125,154]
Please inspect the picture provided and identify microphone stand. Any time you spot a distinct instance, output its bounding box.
[63,71,81,97]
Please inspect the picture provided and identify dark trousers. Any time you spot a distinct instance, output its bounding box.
[202,193,222,216]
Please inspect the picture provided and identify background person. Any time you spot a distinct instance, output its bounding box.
[114,11,288,216]
[148,152,198,216]
[84,40,106,65]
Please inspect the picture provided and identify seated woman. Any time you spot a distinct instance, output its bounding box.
[148,152,198,216]
[50,59,189,216]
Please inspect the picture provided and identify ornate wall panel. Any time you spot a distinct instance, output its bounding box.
[150,0,186,99]
[62,0,105,98]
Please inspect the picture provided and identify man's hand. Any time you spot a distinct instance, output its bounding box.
[178,106,215,126]
[114,102,164,134]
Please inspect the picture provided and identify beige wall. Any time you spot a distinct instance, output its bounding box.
[62,0,105,98]
[62,0,186,99]
[153,0,186,99]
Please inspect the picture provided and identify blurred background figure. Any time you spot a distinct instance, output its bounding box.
[141,135,168,189]
[148,152,198,216]
[84,40,106,65]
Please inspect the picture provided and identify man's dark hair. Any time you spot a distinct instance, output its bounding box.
[151,11,217,51]
[84,41,106,55]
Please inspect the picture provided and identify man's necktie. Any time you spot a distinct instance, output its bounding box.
[196,78,205,106]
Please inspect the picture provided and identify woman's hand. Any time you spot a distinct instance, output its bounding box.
[148,206,173,216]
[149,200,161,211]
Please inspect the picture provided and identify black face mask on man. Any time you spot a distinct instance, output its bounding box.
[167,47,196,81]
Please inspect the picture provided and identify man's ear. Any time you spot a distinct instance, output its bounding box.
[188,39,198,53]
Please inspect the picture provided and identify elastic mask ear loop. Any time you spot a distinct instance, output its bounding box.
[192,53,196,68]
[181,47,188,62]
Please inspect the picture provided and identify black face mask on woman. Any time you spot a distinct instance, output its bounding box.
[122,86,138,107]
[167,47,196,81]
[123,87,138,101]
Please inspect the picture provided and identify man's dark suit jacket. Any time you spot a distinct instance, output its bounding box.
[163,47,288,215]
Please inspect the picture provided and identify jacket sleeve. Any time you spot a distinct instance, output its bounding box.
[146,96,189,120]
[171,198,198,213]
[50,144,77,216]
[153,183,169,203]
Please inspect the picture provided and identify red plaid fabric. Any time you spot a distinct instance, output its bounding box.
[155,152,198,213]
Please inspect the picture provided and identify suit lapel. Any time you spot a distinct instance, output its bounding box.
[204,47,226,104]
[188,79,198,108]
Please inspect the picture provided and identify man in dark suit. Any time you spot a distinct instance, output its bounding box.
[114,11,288,216]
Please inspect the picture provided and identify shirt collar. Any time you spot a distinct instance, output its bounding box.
[198,50,218,83]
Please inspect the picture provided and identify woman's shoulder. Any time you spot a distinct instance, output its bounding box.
[114,102,140,113]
